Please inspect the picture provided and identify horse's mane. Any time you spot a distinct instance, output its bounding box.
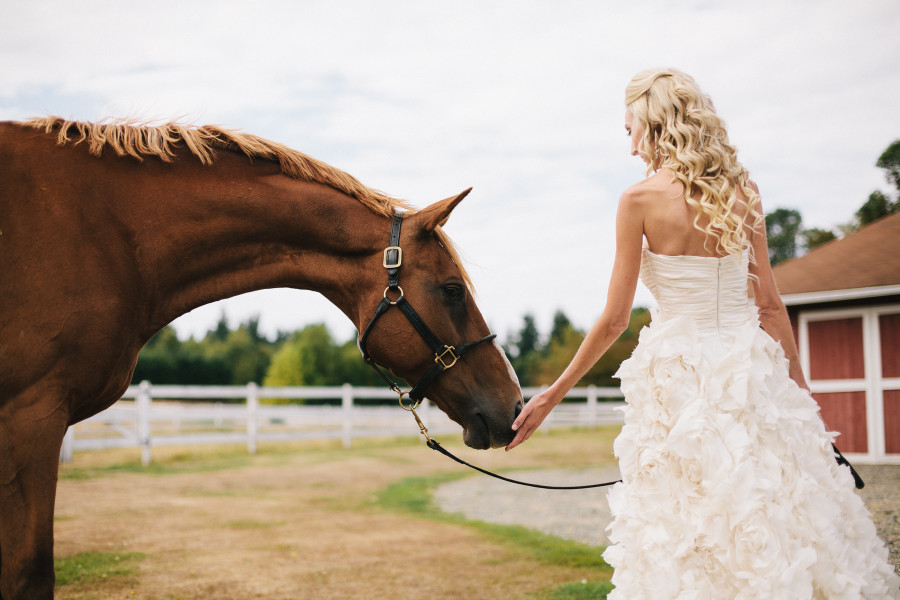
[24,116,414,218]
[23,116,472,290]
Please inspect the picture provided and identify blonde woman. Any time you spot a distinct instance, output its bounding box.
[507,68,899,599]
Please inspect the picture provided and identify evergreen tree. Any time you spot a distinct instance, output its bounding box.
[548,310,572,348]
[527,308,650,390]
[534,323,582,387]
[213,325,272,385]
[876,140,900,193]
[209,312,231,343]
[765,208,802,265]
[514,314,540,358]
[131,326,231,385]
[801,228,837,252]
[856,190,899,227]
[506,314,543,386]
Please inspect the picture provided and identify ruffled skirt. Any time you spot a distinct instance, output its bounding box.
[603,313,899,599]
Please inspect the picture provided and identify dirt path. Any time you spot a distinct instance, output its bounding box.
[54,429,618,599]
[434,463,900,572]
[54,430,898,598]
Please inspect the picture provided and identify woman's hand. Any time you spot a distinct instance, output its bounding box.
[505,389,562,451]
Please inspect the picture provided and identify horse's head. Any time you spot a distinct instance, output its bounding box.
[357,189,523,449]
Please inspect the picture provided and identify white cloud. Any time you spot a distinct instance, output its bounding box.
[3,0,899,343]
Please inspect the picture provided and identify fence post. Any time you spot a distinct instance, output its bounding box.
[214,401,224,428]
[137,380,152,466]
[587,385,598,429]
[59,427,74,463]
[342,383,353,448]
[247,382,259,455]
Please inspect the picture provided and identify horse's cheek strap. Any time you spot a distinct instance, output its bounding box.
[396,297,445,353]
[359,297,392,359]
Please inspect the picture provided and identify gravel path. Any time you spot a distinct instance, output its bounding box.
[433,463,899,571]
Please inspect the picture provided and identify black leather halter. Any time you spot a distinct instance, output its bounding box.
[358,214,497,403]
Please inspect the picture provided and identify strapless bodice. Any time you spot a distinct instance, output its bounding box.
[640,249,756,331]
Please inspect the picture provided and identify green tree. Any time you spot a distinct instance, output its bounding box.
[208,312,231,343]
[583,308,651,387]
[801,228,837,252]
[132,326,181,383]
[846,139,900,232]
[132,326,230,384]
[528,308,650,389]
[765,208,802,265]
[263,324,339,387]
[212,325,272,385]
[511,314,540,358]
[506,314,543,386]
[548,310,572,348]
[334,337,401,387]
[534,323,583,386]
[876,139,900,193]
[856,190,899,228]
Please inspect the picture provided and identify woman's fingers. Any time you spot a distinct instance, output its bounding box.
[506,395,550,451]
[505,425,532,451]
[511,401,533,431]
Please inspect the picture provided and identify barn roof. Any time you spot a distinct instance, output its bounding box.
[773,211,900,305]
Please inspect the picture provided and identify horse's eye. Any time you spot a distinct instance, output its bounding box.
[441,284,464,301]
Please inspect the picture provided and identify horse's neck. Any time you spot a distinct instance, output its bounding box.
[126,158,388,338]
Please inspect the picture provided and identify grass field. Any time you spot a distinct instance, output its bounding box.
[54,427,620,599]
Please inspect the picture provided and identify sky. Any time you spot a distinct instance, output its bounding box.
[3,0,899,345]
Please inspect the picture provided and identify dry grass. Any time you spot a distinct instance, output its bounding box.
[54,429,618,599]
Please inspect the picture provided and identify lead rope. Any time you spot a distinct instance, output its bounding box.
[405,397,863,491]
[400,397,622,490]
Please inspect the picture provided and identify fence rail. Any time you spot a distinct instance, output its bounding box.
[61,382,624,464]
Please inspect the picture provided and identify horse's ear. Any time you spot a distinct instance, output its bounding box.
[415,188,472,233]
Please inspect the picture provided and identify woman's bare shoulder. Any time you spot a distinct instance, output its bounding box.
[622,171,683,204]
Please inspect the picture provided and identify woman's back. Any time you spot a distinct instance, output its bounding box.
[636,168,751,258]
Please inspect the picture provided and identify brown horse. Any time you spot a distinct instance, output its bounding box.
[0,117,523,597]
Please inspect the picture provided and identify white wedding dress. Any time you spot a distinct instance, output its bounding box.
[603,249,899,599]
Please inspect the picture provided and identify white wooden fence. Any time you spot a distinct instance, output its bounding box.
[60,382,624,465]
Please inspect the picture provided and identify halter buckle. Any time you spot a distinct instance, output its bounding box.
[383,246,402,269]
[435,345,459,369]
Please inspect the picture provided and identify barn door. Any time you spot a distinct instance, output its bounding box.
[880,311,900,454]
[799,305,900,458]
[803,315,868,453]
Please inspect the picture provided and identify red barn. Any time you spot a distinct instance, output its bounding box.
[772,212,900,462]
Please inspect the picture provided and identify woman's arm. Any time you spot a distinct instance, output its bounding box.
[748,197,810,391]
[506,189,645,451]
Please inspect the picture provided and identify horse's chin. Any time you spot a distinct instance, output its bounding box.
[462,426,491,450]
[461,413,510,450]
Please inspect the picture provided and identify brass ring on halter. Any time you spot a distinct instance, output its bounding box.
[398,392,420,412]
[383,286,404,305]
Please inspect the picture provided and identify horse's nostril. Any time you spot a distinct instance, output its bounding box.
[514,400,524,419]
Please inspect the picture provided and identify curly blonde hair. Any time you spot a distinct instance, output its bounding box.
[625,68,761,257]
